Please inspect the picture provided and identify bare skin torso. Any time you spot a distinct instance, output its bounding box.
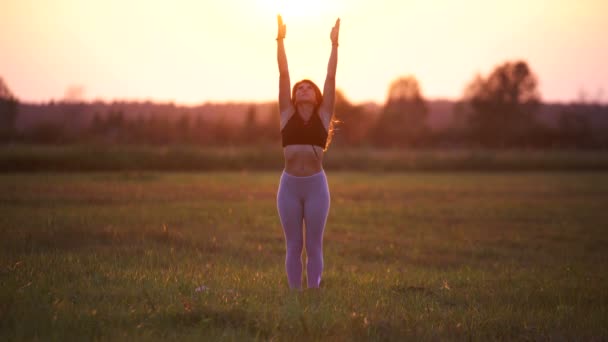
[283,144,324,176]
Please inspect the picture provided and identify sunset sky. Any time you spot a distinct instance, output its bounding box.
[2,0,607,105]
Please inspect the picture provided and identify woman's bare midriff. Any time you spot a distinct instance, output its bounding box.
[283,144,324,176]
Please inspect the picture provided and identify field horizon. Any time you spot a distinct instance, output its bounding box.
[2,144,608,173]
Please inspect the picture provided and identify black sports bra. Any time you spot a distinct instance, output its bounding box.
[281,111,328,148]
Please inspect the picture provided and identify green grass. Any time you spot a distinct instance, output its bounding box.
[1,171,607,340]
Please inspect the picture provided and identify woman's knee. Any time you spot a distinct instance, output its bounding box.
[305,238,322,256]
[286,238,304,255]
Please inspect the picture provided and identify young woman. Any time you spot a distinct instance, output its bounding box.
[276,14,340,290]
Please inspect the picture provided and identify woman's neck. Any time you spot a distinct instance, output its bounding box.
[296,103,315,122]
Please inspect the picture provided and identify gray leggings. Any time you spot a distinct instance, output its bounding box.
[277,170,330,289]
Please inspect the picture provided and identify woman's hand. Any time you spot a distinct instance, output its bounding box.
[330,18,340,46]
[277,14,286,40]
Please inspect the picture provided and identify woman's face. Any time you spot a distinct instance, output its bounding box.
[294,82,318,104]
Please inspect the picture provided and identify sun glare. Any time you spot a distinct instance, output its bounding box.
[259,0,335,19]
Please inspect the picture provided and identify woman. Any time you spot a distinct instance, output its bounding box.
[276,14,340,290]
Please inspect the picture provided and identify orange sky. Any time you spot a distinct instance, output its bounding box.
[1,0,607,104]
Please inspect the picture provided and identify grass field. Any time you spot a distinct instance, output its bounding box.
[1,171,607,340]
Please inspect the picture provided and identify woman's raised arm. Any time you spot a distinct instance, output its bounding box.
[319,18,340,124]
[277,15,292,115]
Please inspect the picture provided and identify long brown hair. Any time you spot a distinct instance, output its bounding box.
[291,79,336,151]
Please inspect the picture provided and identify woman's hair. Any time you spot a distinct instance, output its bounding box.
[291,79,336,151]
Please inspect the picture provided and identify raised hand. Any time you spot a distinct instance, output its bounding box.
[277,14,286,40]
[330,18,340,45]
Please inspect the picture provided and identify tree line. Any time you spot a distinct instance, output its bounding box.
[1,60,607,148]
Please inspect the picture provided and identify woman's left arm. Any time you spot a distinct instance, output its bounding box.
[319,18,340,127]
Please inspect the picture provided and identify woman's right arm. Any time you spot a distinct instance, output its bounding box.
[277,15,292,116]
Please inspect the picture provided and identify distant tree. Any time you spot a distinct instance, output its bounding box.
[62,103,88,140]
[211,115,236,145]
[553,99,608,148]
[29,122,66,144]
[176,114,191,143]
[0,76,19,141]
[372,76,429,147]
[332,90,372,146]
[0,77,16,100]
[460,60,541,147]
[192,114,212,145]
[88,110,126,143]
[106,110,126,142]
[58,85,87,140]
[129,115,148,143]
[260,103,281,144]
[242,105,259,144]
[146,115,171,145]
[89,112,104,136]
[558,110,591,147]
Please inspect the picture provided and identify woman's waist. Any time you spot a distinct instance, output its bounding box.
[283,146,323,176]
